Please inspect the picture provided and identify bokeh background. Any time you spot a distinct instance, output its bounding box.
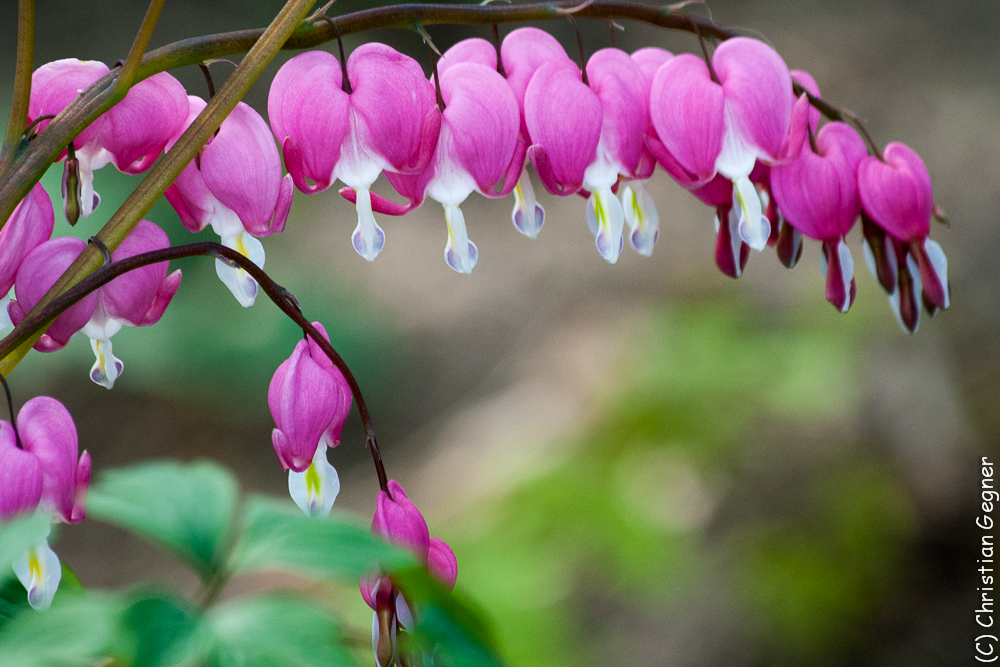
[2,0,997,664]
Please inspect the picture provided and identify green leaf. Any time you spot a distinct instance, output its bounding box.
[232,496,413,579]
[0,593,123,666]
[394,568,506,667]
[204,594,353,667]
[87,460,239,578]
[117,592,200,667]
[0,513,51,574]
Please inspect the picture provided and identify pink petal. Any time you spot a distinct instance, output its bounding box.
[439,38,497,74]
[714,37,794,162]
[139,269,182,327]
[11,237,98,350]
[99,72,188,174]
[650,54,724,183]
[268,51,349,193]
[631,47,673,139]
[372,480,430,561]
[501,27,573,142]
[202,102,284,236]
[438,62,520,194]
[0,422,43,520]
[29,59,110,153]
[857,142,933,242]
[100,220,172,325]
[0,183,55,294]
[790,69,822,132]
[348,43,439,174]
[268,339,339,473]
[69,450,91,524]
[524,60,601,194]
[304,322,353,446]
[18,397,79,522]
[586,48,648,177]
[339,186,422,216]
[427,537,457,589]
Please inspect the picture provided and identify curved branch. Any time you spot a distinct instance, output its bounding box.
[0,241,390,493]
[0,1,734,227]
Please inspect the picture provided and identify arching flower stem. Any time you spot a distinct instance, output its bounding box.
[0,241,391,494]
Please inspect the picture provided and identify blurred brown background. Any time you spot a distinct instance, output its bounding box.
[1,0,996,665]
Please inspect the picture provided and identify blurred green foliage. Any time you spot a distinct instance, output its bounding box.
[442,302,917,666]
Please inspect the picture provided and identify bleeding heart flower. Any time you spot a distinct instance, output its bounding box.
[165,97,292,307]
[500,28,573,238]
[30,61,188,221]
[80,220,182,388]
[375,53,520,274]
[269,45,440,262]
[772,122,868,312]
[857,142,949,331]
[525,48,648,263]
[0,396,88,610]
[648,37,809,251]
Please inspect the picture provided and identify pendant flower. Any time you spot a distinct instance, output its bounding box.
[648,37,809,251]
[0,397,89,610]
[165,98,292,307]
[80,220,182,388]
[857,142,949,332]
[268,45,440,261]
[361,480,458,667]
[29,60,188,221]
[525,48,648,263]
[373,43,521,274]
[501,28,573,238]
[268,323,352,518]
[772,122,868,312]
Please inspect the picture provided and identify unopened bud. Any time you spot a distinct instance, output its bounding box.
[61,155,81,226]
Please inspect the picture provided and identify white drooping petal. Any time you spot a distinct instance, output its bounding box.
[732,175,769,251]
[288,440,341,519]
[89,337,124,389]
[351,187,386,262]
[621,181,660,257]
[923,237,950,310]
[586,188,625,264]
[0,295,11,330]
[75,147,111,219]
[511,171,545,239]
[13,537,62,611]
[443,204,478,274]
[863,237,898,294]
[216,231,265,307]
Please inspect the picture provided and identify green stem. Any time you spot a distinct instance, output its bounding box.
[0,0,35,173]
[113,0,168,96]
[0,0,316,377]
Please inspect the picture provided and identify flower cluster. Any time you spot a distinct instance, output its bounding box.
[267,31,948,329]
[0,396,88,610]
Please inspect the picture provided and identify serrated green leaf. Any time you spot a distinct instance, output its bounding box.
[87,460,239,578]
[204,594,353,667]
[394,568,506,667]
[231,496,413,579]
[0,593,123,666]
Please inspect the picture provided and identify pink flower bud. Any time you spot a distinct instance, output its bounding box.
[372,480,430,561]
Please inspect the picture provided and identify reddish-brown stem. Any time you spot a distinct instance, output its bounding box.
[0,242,390,493]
